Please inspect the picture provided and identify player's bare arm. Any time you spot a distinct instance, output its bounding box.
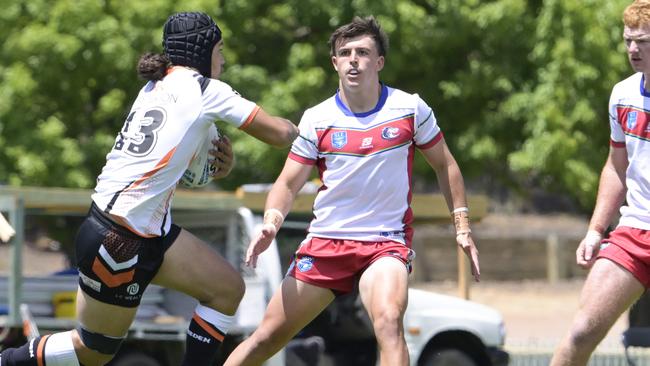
[241,107,299,148]
[577,146,628,268]
[420,137,480,281]
[245,159,312,267]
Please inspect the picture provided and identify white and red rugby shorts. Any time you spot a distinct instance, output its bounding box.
[597,226,650,287]
[286,237,415,295]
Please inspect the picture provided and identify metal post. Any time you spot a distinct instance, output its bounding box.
[458,246,470,300]
[546,233,561,284]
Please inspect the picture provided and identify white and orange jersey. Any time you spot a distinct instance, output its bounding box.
[289,84,442,246]
[92,67,259,237]
[609,72,650,230]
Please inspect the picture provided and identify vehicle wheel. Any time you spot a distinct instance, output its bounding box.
[421,348,477,366]
[109,352,161,366]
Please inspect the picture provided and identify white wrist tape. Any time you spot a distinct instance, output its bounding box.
[585,230,602,247]
[452,208,471,235]
[452,207,469,214]
[263,208,284,231]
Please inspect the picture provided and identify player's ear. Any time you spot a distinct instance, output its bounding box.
[376,55,384,72]
[332,56,339,71]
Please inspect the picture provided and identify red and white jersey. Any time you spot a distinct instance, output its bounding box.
[93,67,258,237]
[609,72,650,230]
[289,84,442,245]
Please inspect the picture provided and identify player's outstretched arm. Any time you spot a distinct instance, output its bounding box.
[246,159,312,267]
[420,137,480,281]
[242,108,299,148]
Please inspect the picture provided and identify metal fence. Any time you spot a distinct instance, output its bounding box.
[506,343,650,366]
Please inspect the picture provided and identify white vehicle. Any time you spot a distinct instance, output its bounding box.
[0,186,508,366]
[404,289,508,366]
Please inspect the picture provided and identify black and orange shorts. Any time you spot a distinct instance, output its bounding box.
[74,203,180,307]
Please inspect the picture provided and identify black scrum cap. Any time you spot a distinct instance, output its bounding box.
[163,12,222,77]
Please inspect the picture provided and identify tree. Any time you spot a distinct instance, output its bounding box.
[504,0,629,208]
[0,0,636,211]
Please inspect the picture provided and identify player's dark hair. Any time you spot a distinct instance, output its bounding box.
[137,53,171,81]
[328,16,389,57]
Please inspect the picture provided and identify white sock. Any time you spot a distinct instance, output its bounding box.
[44,331,80,366]
[195,304,235,333]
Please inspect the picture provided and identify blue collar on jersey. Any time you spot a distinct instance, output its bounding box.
[640,74,650,98]
[335,83,388,117]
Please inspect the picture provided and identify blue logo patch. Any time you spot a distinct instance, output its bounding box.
[331,131,348,149]
[381,127,400,140]
[600,242,610,251]
[297,256,314,272]
[628,111,638,130]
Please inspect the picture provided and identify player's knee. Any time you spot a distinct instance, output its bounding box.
[74,326,125,365]
[203,276,245,314]
[371,308,404,341]
[566,316,604,349]
[230,275,246,303]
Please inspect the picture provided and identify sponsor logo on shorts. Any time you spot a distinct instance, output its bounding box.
[79,271,102,292]
[297,256,314,272]
[127,283,140,295]
[600,242,610,251]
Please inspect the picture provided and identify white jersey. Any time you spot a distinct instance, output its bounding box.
[609,72,650,229]
[93,67,258,237]
[289,84,442,245]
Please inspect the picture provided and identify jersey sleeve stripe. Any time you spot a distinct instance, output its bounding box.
[239,105,261,130]
[416,131,443,149]
[610,139,626,148]
[289,152,317,165]
[298,133,318,148]
[417,109,434,128]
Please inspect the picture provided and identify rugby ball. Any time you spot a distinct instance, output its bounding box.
[180,124,220,188]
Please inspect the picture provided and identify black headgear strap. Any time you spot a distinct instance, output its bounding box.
[163,12,222,77]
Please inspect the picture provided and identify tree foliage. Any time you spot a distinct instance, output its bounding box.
[0,0,635,211]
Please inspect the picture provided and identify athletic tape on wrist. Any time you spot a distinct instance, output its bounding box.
[585,230,602,247]
[451,207,469,214]
[452,210,471,235]
[263,208,284,230]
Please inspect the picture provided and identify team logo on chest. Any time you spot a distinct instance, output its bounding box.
[628,111,638,130]
[381,126,401,140]
[331,131,348,149]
